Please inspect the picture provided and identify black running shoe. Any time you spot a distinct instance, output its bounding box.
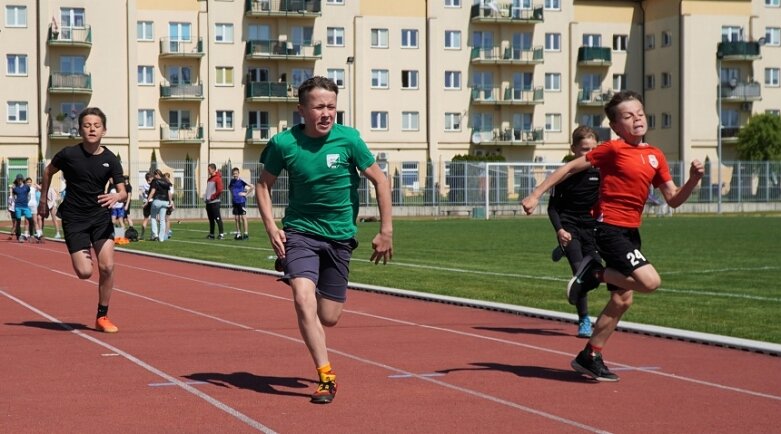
[551,245,564,262]
[310,379,337,404]
[571,350,619,382]
[206,234,215,240]
[566,256,604,305]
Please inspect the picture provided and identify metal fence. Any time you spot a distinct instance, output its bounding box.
[2,159,780,214]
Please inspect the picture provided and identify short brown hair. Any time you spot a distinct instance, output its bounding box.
[571,125,599,146]
[78,107,107,128]
[604,90,644,123]
[298,76,338,105]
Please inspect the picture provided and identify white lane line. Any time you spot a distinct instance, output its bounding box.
[0,289,276,434]
[388,373,446,379]
[149,381,209,387]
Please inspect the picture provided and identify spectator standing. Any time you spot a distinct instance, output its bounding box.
[204,163,225,239]
[229,167,253,240]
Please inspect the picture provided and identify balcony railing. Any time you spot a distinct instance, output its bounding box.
[471,127,544,146]
[160,124,204,143]
[246,82,299,102]
[578,88,614,106]
[577,46,612,66]
[470,46,543,64]
[48,24,92,47]
[48,72,92,94]
[470,3,543,23]
[245,0,322,17]
[471,86,543,105]
[719,81,761,101]
[159,37,204,57]
[717,41,761,61]
[160,83,204,100]
[48,117,80,139]
[245,40,322,60]
[245,125,276,144]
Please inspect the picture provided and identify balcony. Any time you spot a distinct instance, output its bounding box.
[48,117,80,140]
[48,72,92,94]
[470,86,544,105]
[470,46,543,65]
[246,82,298,102]
[577,46,612,66]
[160,124,204,143]
[245,40,322,61]
[245,0,321,18]
[47,24,92,48]
[159,37,204,58]
[245,125,275,144]
[470,3,543,24]
[717,41,761,61]
[720,126,742,144]
[160,83,204,101]
[719,81,761,102]
[578,88,614,107]
[471,128,544,146]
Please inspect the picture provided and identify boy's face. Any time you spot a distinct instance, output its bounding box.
[232,170,240,179]
[79,114,106,145]
[298,87,337,138]
[572,137,597,158]
[610,99,647,143]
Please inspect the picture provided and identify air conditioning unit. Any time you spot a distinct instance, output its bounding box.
[377,152,387,161]
[741,102,753,112]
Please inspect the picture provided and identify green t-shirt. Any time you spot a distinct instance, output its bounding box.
[261,124,375,240]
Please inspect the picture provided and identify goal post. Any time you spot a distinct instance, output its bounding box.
[481,162,564,219]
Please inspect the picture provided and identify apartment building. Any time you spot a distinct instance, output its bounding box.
[1,0,778,195]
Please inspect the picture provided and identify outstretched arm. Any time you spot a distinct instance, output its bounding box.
[521,156,592,215]
[362,163,393,265]
[659,159,704,208]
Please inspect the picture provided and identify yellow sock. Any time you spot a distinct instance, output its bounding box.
[317,363,336,382]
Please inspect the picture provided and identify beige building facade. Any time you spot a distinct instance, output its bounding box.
[1,0,779,194]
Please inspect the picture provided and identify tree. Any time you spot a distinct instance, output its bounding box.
[736,113,781,161]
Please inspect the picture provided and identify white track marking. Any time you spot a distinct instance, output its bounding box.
[0,289,276,434]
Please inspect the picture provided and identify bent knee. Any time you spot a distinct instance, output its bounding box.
[320,314,341,328]
[75,269,92,279]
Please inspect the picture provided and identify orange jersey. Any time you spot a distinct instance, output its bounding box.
[585,139,671,228]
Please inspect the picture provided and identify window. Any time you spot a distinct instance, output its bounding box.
[647,114,656,129]
[581,114,601,128]
[215,66,233,86]
[544,73,561,91]
[662,31,672,47]
[766,68,780,86]
[445,113,461,131]
[336,111,345,124]
[371,111,388,130]
[371,69,389,88]
[582,34,601,47]
[444,30,461,49]
[721,26,742,42]
[662,113,671,129]
[722,109,739,128]
[767,0,780,6]
[645,34,655,49]
[5,6,27,27]
[401,29,418,48]
[327,68,345,87]
[661,72,672,88]
[7,101,28,123]
[371,28,389,48]
[613,35,627,51]
[216,110,233,129]
[138,109,154,129]
[169,22,192,41]
[137,21,154,41]
[444,71,461,89]
[765,109,780,116]
[545,0,560,10]
[291,68,313,87]
[138,66,154,85]
[327,0,345,4]
[327,27,345,46]
[6,54,27,76]
[445,0,461,7]
[401,162,419,188]
[401,70,418,89]
[766,27,781,46]
[215,23,234,43]
[402,112,419,131]
[545,33,561,51]
[613,74,626,91]
[544,113,561,132]
[645,74,655,90]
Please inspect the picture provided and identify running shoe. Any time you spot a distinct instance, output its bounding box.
[218,233,225,240]
[242,234,249,240]
[566,256,604,305]
[311,379,337,404]
[234,233,242,240]
[206,234,215,239]
[577,317,593,338]
[571,350,619,382]
[551,245,564,262]
[95,316,119,333]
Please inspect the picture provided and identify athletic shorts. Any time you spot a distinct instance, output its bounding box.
[142,202,152,218]
[62,213,115,254]
[15,206,32,220]
[277,230,358,303]
[111,208,126,219]
[232,204,247,216]
[595,222,650,279]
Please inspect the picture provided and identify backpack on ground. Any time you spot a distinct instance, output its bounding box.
[125,226,139,242]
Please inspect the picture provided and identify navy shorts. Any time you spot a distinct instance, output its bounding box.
[595,222,650,279]
[111,208,126,219]
[278,230,358,303]
[63,213,115,254]
[232,204,247,216]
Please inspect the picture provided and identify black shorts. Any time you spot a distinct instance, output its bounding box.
[595,222,650,278]
[143,202,152,218]
[232,204,247,216]
[62,213,115,254]
[277,230,358,303]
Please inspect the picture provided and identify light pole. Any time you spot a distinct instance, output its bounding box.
[716,52,723,214]
[346,56,354,126]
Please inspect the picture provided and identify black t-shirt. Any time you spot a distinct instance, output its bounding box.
[151,178,171,201]
[548,167,600,231]
[51,143,124,221]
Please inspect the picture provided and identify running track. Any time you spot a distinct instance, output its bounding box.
[1,240,779,433]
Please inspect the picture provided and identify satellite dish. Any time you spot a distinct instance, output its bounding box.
[758,37,767,46]
[729,78,738,89]
[472,132,482,144]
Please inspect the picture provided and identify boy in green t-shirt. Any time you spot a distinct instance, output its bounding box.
[256,76,393,404]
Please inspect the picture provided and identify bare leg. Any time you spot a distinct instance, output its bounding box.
[289,277,344,368]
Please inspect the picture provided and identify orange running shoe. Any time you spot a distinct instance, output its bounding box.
[311,371,337,404]
[95,316,119,333]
